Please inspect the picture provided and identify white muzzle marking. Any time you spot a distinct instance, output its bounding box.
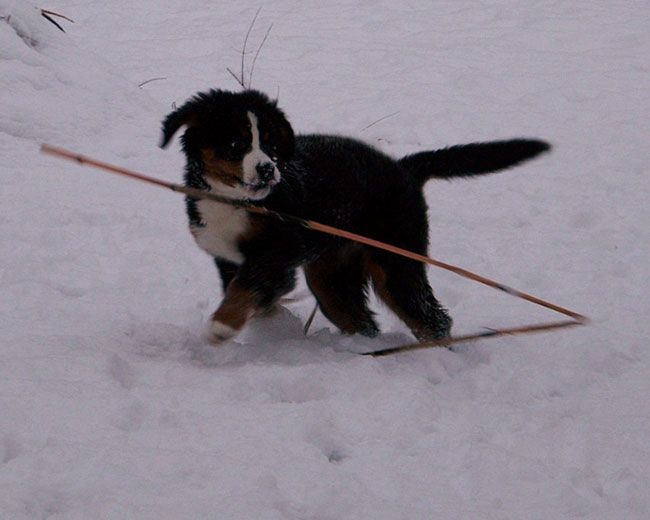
[241,112,280,199]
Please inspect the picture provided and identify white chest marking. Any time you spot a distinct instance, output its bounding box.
[191,200,249,264]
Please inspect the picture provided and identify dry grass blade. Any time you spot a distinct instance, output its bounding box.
[240,7,262,87]
[41,11,65,32]
[138,77,167,88]
[226,67,246,89]
[226,7,272,90]
[248,23,273,89]
[40,9,75,33]
[40,9,75,23]
[361,111,400,131]
[303,304,319,335]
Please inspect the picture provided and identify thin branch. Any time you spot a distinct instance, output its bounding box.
[40,9,75,23]
[41,12,64,32]
[226,67,246,89]
[40,9,75,33]
[226,7,273,90]
[303,303,319,336]
[240,7,262,88]
[248,23,273,89]
[138,77,167,88]
[360,111,400,131]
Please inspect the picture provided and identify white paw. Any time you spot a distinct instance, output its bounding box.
[207,320,238,345]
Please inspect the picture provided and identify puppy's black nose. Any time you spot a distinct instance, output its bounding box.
[256,161,276,183]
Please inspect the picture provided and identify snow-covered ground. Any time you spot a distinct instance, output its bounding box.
[2,1,649,518]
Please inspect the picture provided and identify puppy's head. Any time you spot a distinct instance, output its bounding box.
[160,89,294,200]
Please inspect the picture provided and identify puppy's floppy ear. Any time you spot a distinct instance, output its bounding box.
[160,102,199,149]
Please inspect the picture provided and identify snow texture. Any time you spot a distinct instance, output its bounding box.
[1,1,649,518]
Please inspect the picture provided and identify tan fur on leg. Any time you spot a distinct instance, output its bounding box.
[209,281,258,343]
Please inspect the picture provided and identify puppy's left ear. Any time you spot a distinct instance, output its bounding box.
[160,102,199,149]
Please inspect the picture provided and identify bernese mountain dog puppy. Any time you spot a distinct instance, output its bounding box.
[160,89,549,344]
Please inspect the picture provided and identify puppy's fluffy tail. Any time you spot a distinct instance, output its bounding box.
[398,139,551,186]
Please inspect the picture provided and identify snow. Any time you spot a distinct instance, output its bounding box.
[1,1,649,518]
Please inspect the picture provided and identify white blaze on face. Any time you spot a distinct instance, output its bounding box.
[242,112,280,190]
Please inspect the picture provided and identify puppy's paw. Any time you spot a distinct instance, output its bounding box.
[254,303,283,318]
[414,310,453,342]
[358,321,380,338]
[206,320,238,345]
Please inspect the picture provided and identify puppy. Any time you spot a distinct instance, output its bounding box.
[161,89,549,344]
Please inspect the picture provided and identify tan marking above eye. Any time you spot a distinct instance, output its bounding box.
[200,148,244,186]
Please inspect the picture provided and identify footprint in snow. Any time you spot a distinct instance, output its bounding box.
[128,321,204,359]
[107,354,136,389]
[114,401,147,432]
[304,423,350,464]
[264,373,329,404]
[1,435,22,464]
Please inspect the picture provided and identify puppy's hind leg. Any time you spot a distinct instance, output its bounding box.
[366,253,452,341]
[304,246,379,338]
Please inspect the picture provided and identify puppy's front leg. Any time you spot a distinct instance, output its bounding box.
[209,280,258,343]
[208,263,297,344]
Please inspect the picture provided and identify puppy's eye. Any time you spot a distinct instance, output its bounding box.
[229,140,246,154]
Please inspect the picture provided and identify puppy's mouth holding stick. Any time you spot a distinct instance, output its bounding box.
[242,178,278,197]
[204,173,278,200]
[200,152,279,200]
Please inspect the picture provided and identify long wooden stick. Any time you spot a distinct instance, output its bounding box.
[366,319,584,356]
[40,144,588,354]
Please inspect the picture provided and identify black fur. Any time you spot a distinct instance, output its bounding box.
[399,139,551,186]
[161,89,550,342]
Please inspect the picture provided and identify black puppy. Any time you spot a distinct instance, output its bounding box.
[161,89,549,344]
